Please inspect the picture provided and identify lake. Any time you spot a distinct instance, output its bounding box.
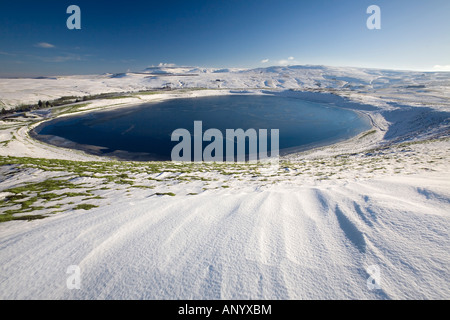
[32,95,371,161]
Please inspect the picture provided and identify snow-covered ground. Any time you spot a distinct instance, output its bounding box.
[0,65,449,299]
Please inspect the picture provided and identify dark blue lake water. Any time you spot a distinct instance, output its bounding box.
[33,95,371,161]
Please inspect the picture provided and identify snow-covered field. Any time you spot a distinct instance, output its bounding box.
[0,65,449,299]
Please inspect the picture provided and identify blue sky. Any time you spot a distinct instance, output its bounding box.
[0,0,449,76]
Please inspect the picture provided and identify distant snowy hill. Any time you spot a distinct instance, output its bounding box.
[1,65,448,111]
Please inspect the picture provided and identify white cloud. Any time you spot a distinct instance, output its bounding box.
[158,62,176,67]
[41,54,81,63]
[260,56,297,66]
[0,51,16,56]
[432,65,450,71]
[35,42,55,48]
[278,57,299,66]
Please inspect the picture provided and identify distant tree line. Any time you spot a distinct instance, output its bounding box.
[1,98,61,116]
[0,93,126,116]
[0,87,174,117]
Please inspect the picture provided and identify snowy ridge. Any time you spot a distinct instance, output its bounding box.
[1,174,448,299]
[1,65,449,111]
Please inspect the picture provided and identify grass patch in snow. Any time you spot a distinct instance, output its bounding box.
[155,192,176,197]
[53,103,91,116]
[0,213,47,223]
[0,177,100,222]
[74,204,98,210]
[359,129,377,139]
[5,179,82,194]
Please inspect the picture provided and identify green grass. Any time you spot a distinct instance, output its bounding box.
[132,91,160,96]
[0,139,12,147]
[82,195,104,201]
[53,103,91,116]
[0,176,100,223]
[155,192,176,197]
[40,193,64,201]
[3,202,45,215]
[74,204,98,210]
[359,129,377,139]
[132,185,155,189]
[4,193,28,201]
[0,155,271,181]
[0,213,47,223]
[104,95,133,100]
[61,192,92,197]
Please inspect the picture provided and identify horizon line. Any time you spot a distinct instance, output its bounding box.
[1,63,449,79]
